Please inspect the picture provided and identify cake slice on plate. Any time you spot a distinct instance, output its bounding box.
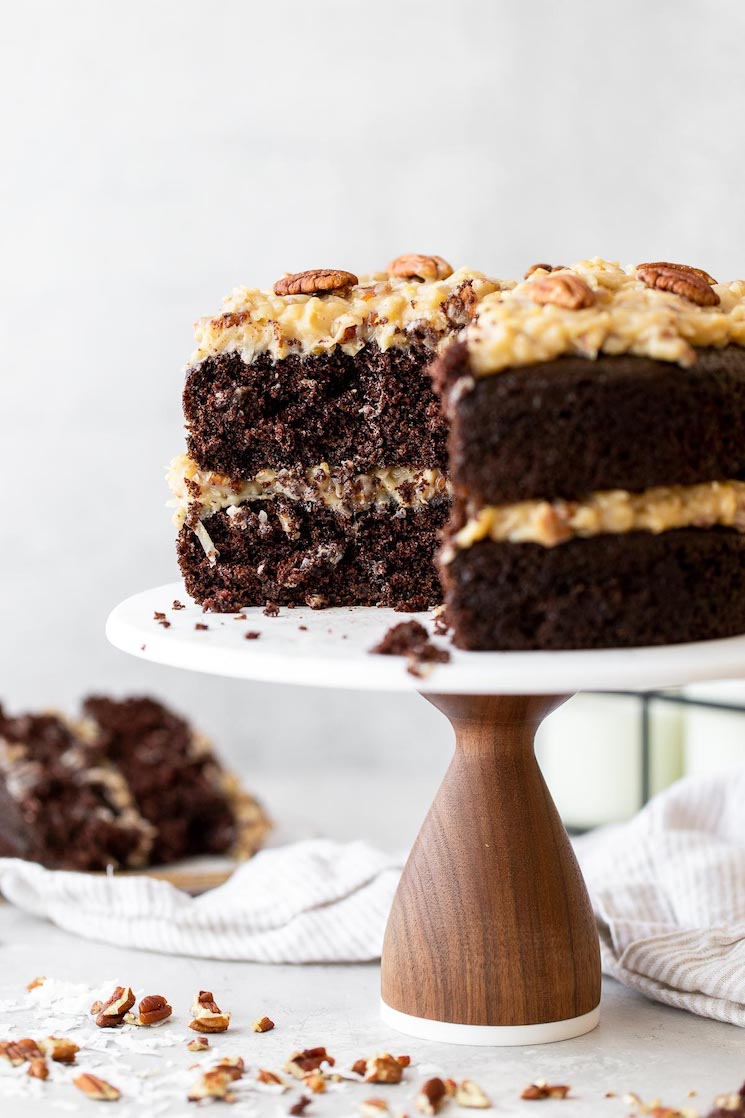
[432,259,745,649]
[170,256,499,611]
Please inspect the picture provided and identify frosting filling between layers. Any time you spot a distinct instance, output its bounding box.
[191,269,501,363]
[168,454,452,564]
[449,480,745,553]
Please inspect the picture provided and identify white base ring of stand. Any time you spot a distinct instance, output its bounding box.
[380,1000,600,1046]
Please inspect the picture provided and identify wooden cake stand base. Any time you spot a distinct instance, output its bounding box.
[107,583,745,1046]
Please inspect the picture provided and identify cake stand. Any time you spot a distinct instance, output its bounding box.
[107,582,745,1046]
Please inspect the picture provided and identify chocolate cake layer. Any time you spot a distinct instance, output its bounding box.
[184,344,448,477]
[433,344,745,505]
[177,500,449,611]
[440,527,745,650]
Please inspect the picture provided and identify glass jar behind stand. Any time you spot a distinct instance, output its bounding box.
[535,694,685,830]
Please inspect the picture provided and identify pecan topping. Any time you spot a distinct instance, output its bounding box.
[188,990,231,1033]
[28,1057,49,1080]
[636,261,720,306]
[521,1080,571,1100]
[417,1077,447,1114]
[136,994,172,1026]
[74,1073,121,1101]
[39,1036,79,1064]
[524,262,567,279]
[524,271,596,310]
[387,254,453,281]
[94,986,135,1028]
[274,269,358,297]
[252,1015,275,1032]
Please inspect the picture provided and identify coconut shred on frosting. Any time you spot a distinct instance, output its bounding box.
[465,259,745,376]
[190,268,501,364]
[448,480,745,553]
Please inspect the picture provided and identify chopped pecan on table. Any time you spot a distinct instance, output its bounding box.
[39,1035,79,1064]
[93,986,135,1028]
[636,261,720,306]
[521,1080,571,1100]
[417,1077,448,1114]
[257,1068,287,1088]
[26,976,46,991]
[361,1100,390,1117]
[455,1080,491,1108]
[289,1095,312,1116]
[304,1071,326,1094]
[387,254,453,282]
[284,1047,335,1079]
[187,1067,237,1102]
[252,1015,275,1032]
[27,1057,49,1080]
[523,271,596,310]
[274,269,358,297]
[0,1041,27,1067]
[188,990,231,1033]
[74,1073,121,1101]
[186,1036,209,1052]
[131,993,172,1026]
[352,1053,407,1084]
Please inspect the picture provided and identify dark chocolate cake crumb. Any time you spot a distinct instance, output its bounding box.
[263,601,280,618]
[244,631,261,640]
[370,620,451,677]
[172,600,185,611]
[195,622,209,631]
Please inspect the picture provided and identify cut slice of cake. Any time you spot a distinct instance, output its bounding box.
[432,258,745,650]
[0,696,269,870]
[171,257,499,611]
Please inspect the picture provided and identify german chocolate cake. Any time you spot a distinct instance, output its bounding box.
[432,259,745,649]
[0,696,269,871]
[170,257,499,611]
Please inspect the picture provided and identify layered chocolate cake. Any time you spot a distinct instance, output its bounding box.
[433,259,745,649]
[0,696,269,871]
[170,257,499,611]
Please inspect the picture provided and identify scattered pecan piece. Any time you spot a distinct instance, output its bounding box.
[187,1037,209,1052]
[74,1073,121,1101]
[137,994,173,1026]
[257,1068,287,1088]
[28,1057,49,1080]
[215,1057,244,1080]
[387,254,453,281]
[252,1015,275,1032]
[94,986,135,1028]
[0,1042,27,1067]
[364,1054,405,1084]
[351,1059,368,1077]
[636,262,720,306]
[361,1100,390,1117]
[524,272,596,310]
[304,1071,326,1094]
[188,990,231,1033]
[274,269,358,297]
[524,263,567,279]
[417,1077,447,1114]
[456,1080,491,1108]
[26,976,46,991]
[188,1067,236,1102]
[39,1036,79,1064]
[285,1048,335,1078]
[290,1097,312,1116]
[521,1080,571,1100]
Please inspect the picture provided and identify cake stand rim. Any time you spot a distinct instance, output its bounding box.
[105,580,745,694]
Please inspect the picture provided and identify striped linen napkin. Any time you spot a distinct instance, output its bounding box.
[2,771,745,1026]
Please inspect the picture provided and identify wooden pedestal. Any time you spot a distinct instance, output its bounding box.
[381,694,601,1045]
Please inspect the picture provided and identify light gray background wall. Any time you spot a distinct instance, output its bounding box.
[1,0,743,832]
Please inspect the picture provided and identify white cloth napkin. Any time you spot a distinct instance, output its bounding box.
[3,770,745,1025]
